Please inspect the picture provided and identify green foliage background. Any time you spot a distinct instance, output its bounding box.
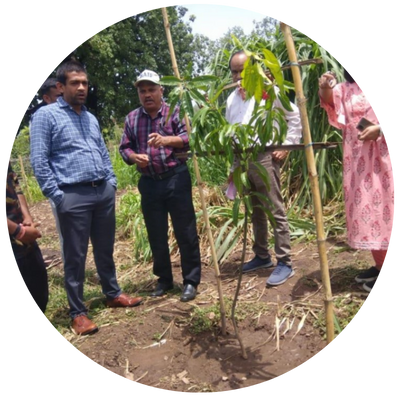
[12,7,347,262]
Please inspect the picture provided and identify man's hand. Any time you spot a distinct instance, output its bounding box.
[272,150,289,161]
[22,217,34,227]
[20,225,42,245]
[130,153,149,168]
[148,132,184,149]
[148,132,165,149]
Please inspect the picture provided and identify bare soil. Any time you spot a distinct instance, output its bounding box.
[30,196,371,393]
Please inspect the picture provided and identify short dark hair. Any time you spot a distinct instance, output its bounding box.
[38,77,57,98]
[56,60,87,84]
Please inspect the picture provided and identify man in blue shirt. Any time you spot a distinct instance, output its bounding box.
[30,60,143,335]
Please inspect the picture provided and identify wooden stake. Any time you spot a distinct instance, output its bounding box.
[161,8,227,335]
[231,208,249,359]
[18,154,31,202]
[280,23,335,343]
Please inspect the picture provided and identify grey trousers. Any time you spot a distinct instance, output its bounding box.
[248,152,292,265]
[56,181,121,318]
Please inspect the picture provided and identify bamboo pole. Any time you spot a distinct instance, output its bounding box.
[161,8,227,335]
[280,23,335,343]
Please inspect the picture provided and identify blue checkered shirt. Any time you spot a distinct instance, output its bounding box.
[30,97,116,206]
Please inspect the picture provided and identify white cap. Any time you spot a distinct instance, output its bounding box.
[134,69,160,87]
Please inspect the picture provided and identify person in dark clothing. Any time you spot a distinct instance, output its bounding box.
[7,163,48,313]
[26,77,62,119]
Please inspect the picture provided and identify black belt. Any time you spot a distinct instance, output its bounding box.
[144,164,187,181]
[60,179,105,188]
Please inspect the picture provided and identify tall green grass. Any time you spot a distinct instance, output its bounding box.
[268,28,345,209]
[11,125,345,268]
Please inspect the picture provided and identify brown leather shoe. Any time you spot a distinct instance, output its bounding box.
[106,293,143,308]
[71,315,98,335]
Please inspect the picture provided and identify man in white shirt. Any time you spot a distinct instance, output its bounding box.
[226,50,302,286]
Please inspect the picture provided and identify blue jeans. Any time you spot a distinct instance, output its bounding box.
[56,180,121,318]
[138,168,201,287]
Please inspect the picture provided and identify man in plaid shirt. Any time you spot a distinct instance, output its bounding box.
[119,70,201,302]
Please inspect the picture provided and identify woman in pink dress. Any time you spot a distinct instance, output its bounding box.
[319,69,393,292]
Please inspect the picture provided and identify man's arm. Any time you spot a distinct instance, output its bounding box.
[278,101,302,145]
[8,218,20,236]
[119,115,137,164]
[95,119,117,188]
[171,107,189,152]
[8,217,42,244]
[148,133,184,149]
[30,109,64,206]
[318,73,336,106]
[272,91,302,160]
[17,193,34,226]
[10,167,34,226]
[119,115,151,169]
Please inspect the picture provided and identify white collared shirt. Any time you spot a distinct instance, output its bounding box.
[225,86,302,145]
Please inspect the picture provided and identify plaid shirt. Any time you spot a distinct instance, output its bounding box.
[119,102,189,176]
[30,97,116,206]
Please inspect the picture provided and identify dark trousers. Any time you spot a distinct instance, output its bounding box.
[56,181,121,319]
[138,169,201,287]
[16,245,49,313]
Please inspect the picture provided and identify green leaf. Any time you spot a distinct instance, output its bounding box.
[232,198,241,226]
[190,75,219,86]
[159,76,182,86]
[189,88,208,108]
[181,91,194,119]
[242,61,264,103]
[231,34,243,49]
[251,161,271,191]
[277,92,293,112]
[166,93,180,123]
[240,171,249,188]
[262,48,284,88]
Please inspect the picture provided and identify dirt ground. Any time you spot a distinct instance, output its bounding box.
[29,196,371,393]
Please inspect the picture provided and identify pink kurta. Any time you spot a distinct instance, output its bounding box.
[321,82,393,250]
